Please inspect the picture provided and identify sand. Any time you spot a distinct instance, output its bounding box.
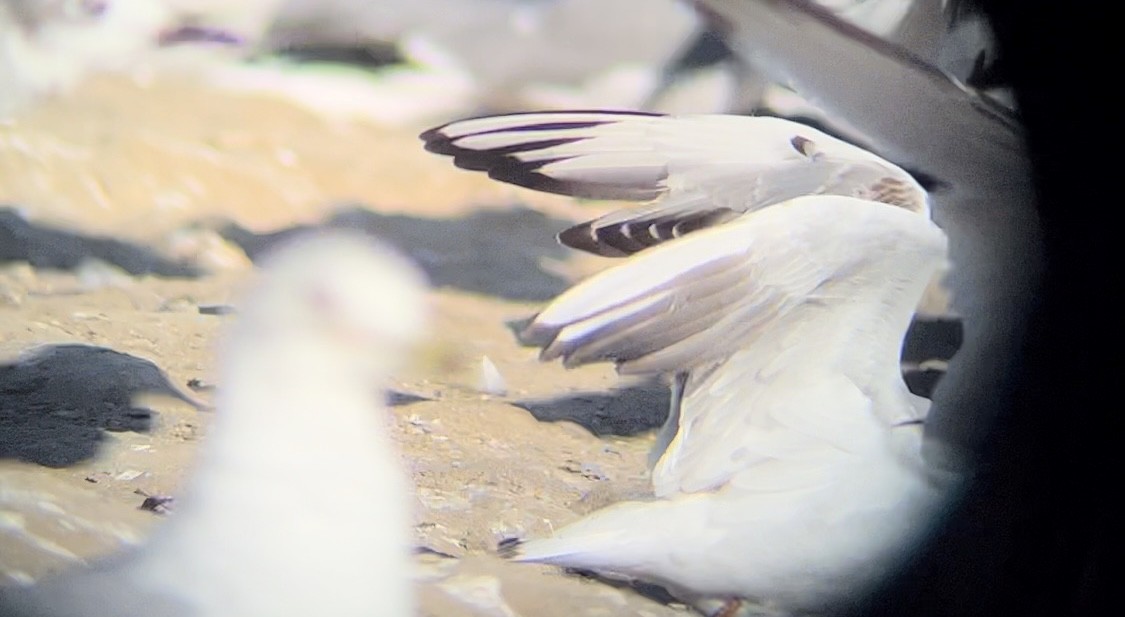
[0,73,694,616]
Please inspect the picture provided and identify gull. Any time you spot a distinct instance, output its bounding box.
[692,0,1039,470]
[421,110,942,466]
[0,231,428,617]
[422,111,951,613]
[1,0,172,116]
[652,0,1009,129]
[0,0,251,118]
[145,0,700,127]
[652,0,931,116]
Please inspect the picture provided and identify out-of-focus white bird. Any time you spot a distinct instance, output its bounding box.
[194,0,701,125]
[0,0,170,116]
[0,0,257,118]
[0,232,428,617]
[657,1,1007,135]
[422,111,952,613]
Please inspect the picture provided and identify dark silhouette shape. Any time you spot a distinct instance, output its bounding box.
[901,316,961,399]
[0,344,203,467]
[903,365,946,399]
[219,205,574,302]
[901,316,963,364]
[0,207,201,277]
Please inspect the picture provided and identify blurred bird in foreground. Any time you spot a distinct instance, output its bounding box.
[0,231,428,617]
[423,110,954,614]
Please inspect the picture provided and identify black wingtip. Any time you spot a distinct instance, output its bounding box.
[511,315,568,364]
[517,320,561,351]
[418,109,659,148]
[496,536,524,559]
[557,222,654,257]
[420,112,671,201]
[420,122,459,151]
[558,222,633,257]
[484,162,593,198]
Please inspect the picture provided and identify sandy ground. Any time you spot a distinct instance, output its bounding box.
[0,73,697,616]
[0,73,957,616]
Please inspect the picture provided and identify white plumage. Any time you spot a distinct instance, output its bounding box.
[0,0,172,116]
[0,232,427,617]
[695,0,1038,470]
[423,111,952,613]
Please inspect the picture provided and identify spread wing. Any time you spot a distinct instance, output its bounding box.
[421,111,928,256]
[520,194,944,374]
[517,195,946,494]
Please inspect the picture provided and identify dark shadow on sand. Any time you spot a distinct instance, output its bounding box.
[512,357,949,438]
[513,380,671,438]
[0,207,201,277]
[0,344,203,467]
[386,390,431,407]
[218,205,574,302]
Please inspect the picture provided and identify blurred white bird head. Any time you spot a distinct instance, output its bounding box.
[233,232,430,378]
[2,0,171,116]
[0,0,259,116]
[2,0,172,70]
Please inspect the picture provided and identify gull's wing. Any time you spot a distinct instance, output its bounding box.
[694,0,1040,469]
[522,193,946,493]
[694,0,1023,174]
[421,111,928,256]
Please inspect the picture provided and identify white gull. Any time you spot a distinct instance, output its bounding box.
[0,232,428,617]
[423,110,952,614]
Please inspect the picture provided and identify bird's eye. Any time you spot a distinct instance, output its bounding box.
[790,135,816,158]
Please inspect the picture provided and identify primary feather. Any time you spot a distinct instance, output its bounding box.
[422,111,930,257]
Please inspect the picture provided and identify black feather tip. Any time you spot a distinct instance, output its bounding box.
[496,536,525,559]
